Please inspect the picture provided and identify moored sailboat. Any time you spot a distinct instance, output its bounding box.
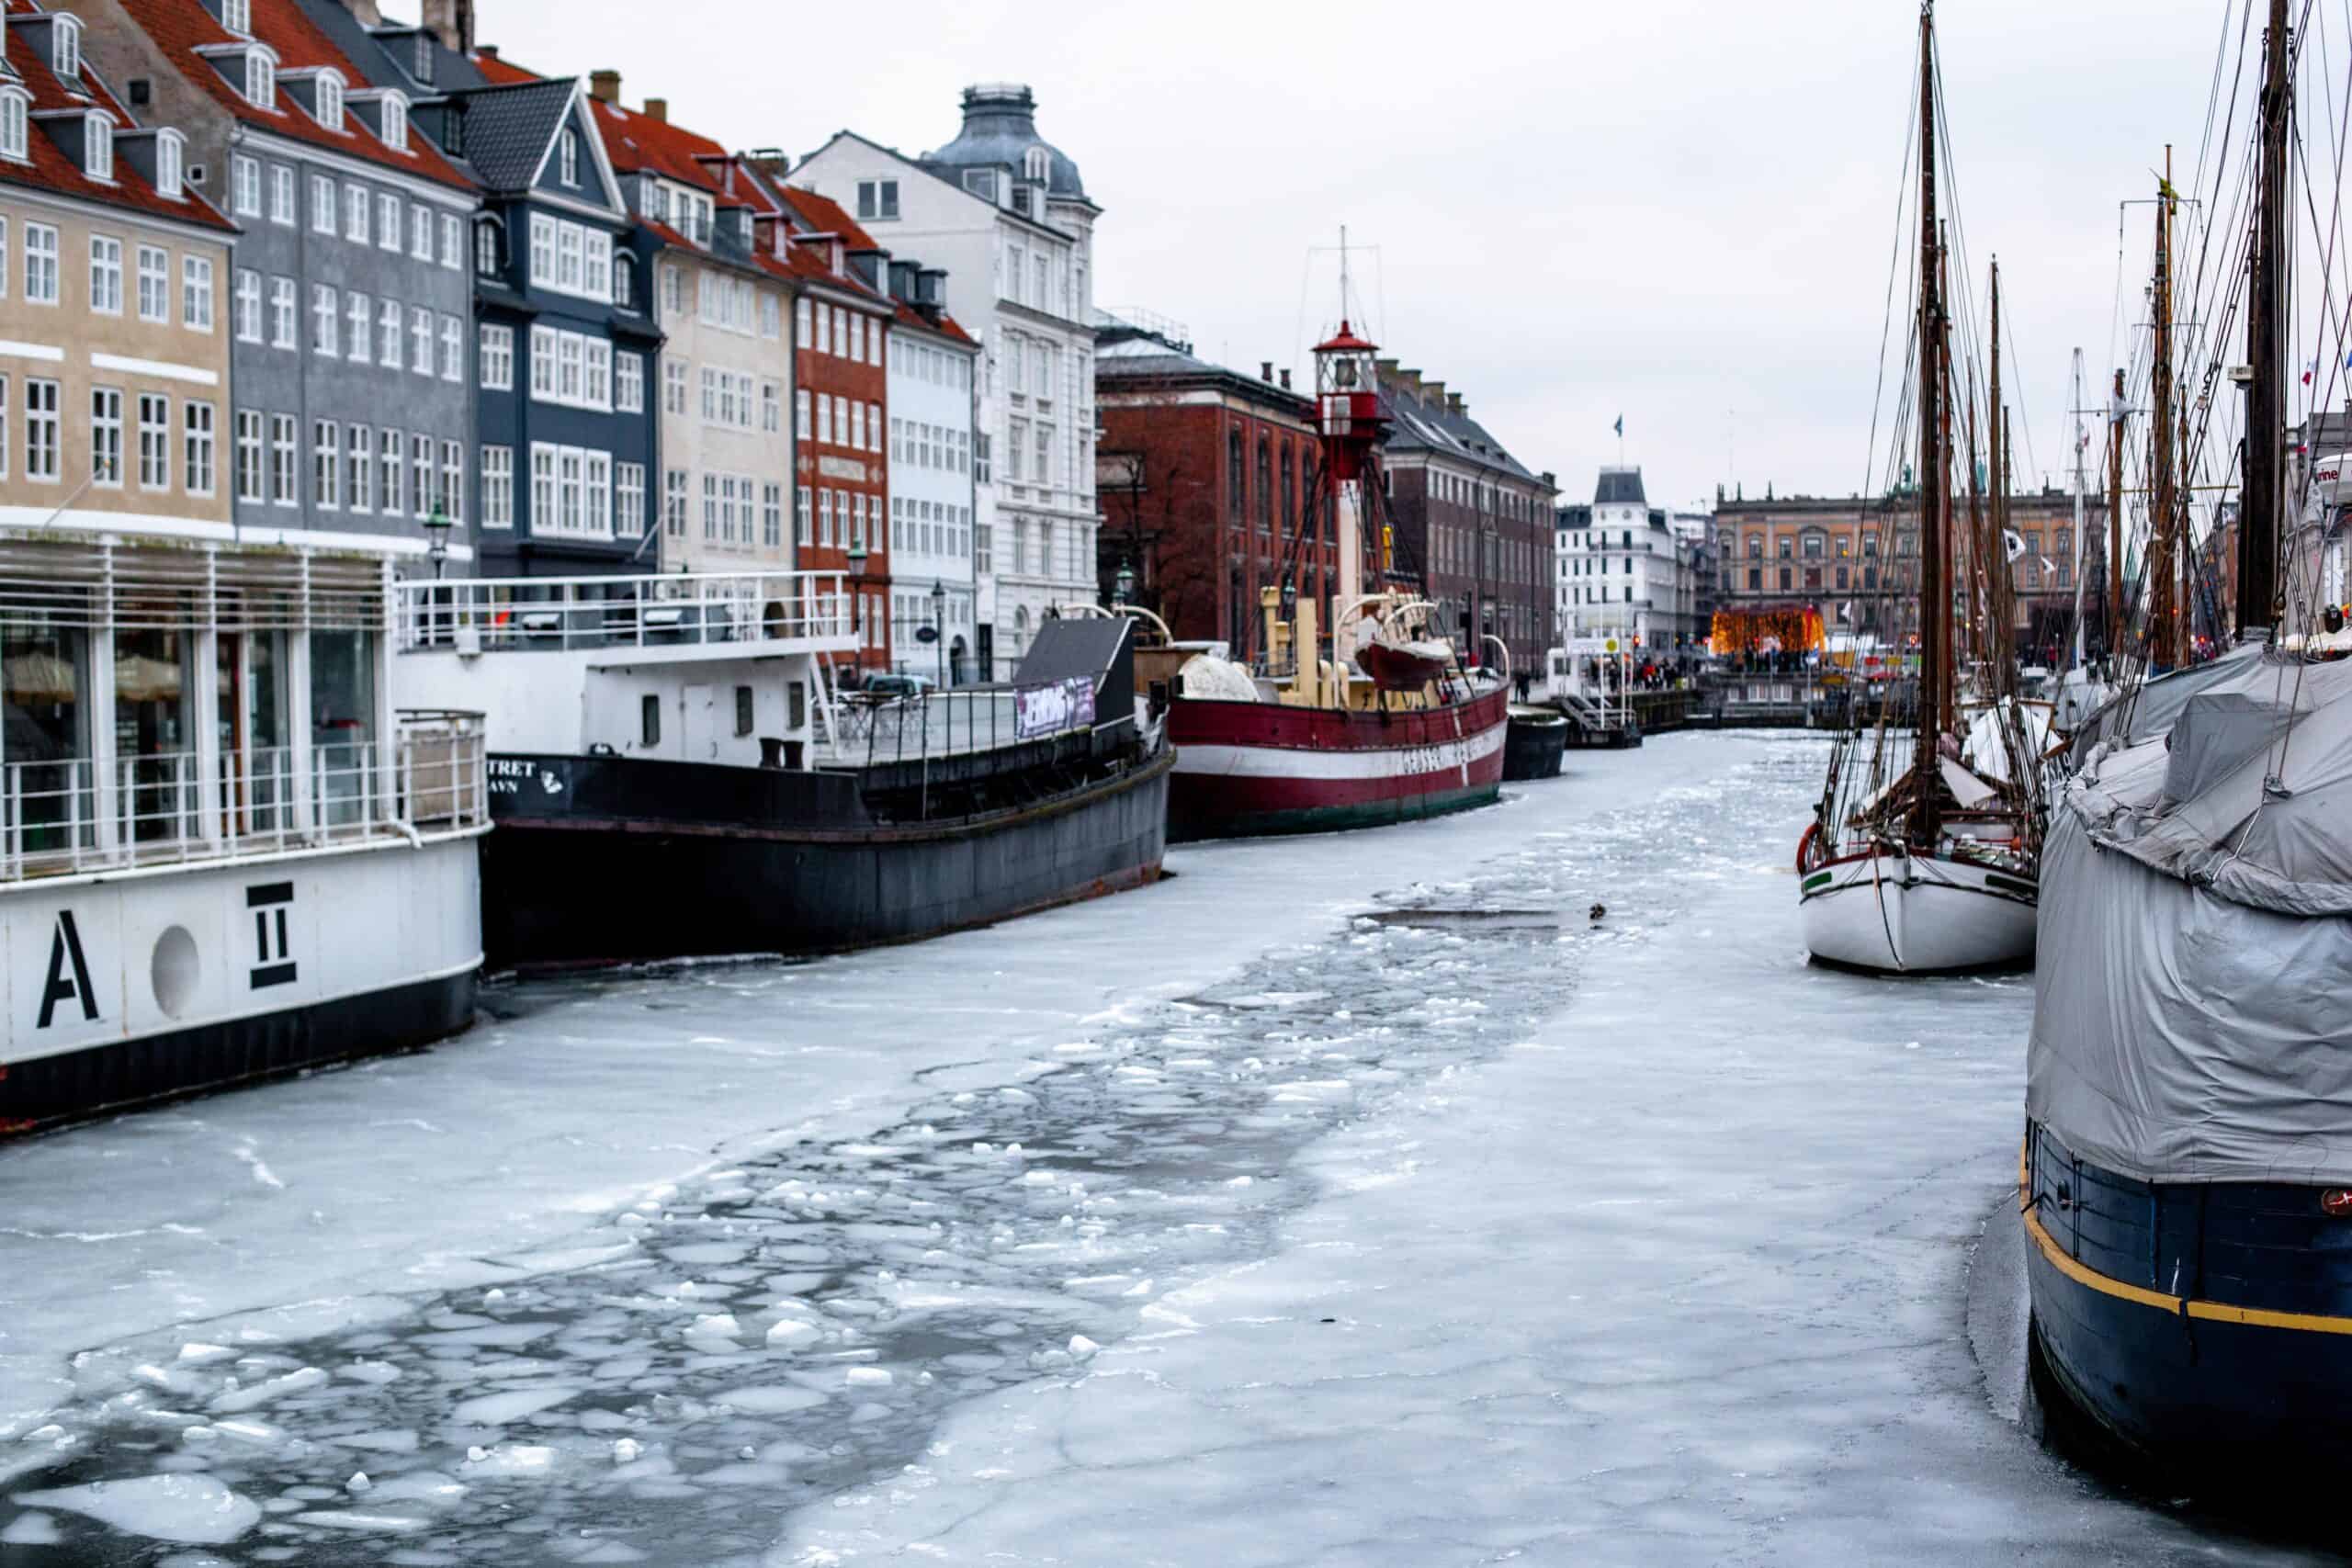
[1798,1,2043,975]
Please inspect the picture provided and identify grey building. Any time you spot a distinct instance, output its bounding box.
[67,0,481,571]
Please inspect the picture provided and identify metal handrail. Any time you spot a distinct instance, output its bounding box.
[395,570,859,654]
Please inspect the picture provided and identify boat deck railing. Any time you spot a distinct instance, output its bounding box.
[0,714,488,884]
[820,682,1110,769]
[395,570,858,656]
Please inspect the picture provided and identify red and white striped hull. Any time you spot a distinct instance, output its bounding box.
[1166,686,1510,841]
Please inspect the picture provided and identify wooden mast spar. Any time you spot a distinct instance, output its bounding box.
[2239,0,2288,637]
[1912,0,1945,847]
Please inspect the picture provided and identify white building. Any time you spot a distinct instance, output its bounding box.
[885,279,982,683]
[1557,468,1712,655]
[796,84,1102,677]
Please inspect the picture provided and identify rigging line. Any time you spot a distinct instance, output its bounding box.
[1860,61,1923,510]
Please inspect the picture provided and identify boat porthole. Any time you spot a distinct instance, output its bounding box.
[151,925,199,1020]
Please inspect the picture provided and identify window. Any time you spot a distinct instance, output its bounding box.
[23,223,54,305]
[377,298,400,364]
[344,181,368,243]
[481,324,513,390]
[378,192,401,251]
[379,427,402,515]
[700,473,716,541]
[412,433,432,518]
[88,236,122,314]
[409,305,431,375]
[855,178,899,220]
[222,0,249,29]
[156,131,183,199]
[269,414,297,504]
[616,352,642,412]
[181,255,212,331]
[129,392,169,490]
[382,94,409,152]
[796,485,811,546]
[86,388,122,485]
[310,173,334,233]
[475,219,498,276]
[814,303,830,355]
[243,48,274,110]
[531,326,555,398]
[311,418,338,509]
[795,297,810,345]
[440,314,462,382]
[559,128,579,186]
[763,482,782,548]
[269,164,294,226]
[616,461,643,537]
[52,15,79,81]
[442,441,463,524]
[136,245,167,322]
[816,394,831,446]
[345,290,369,362]
[0,91,27,164]
[183,401,215,496]
[662,356,685,414]
[440,213,460,269]
[311,283,336,355]
[613,257,633,310]
[762,381,780,434]
[663,468,687,538]
[346,423,370,511]
[735,686,753,737]
[482,444,513,527]
[582,338,609,406]
[315,71,344,132]
[639,694,659,748]
[794,389,810,439]
[557,333,581,400]
[660,264,684,318]
[759,293,778,339]
[232,409,260,501]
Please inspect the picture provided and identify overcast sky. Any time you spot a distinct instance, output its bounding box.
[447,0,2255,513]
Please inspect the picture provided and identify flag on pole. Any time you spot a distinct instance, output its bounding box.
[2003,528,2027,562]
[1613,415,1623,438]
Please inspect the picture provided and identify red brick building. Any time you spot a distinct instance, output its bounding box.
[1094,322,1328,657]
[768,187,893,672]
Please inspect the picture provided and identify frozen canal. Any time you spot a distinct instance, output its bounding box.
[0,733,2325,1565]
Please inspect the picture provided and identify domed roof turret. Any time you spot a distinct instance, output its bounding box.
[922,84,1090,205]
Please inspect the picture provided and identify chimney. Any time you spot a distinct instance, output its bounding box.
[476,43,498,59]
[339,0,383,25]
[419,0,471,52]
[748,147,788,182]
[588,69,620,105]
[1261,361,1272,383]
[1448,393,1464,417]
[643,97,668,123]
[1279,368,1292,390]
[1423,379,1446,410]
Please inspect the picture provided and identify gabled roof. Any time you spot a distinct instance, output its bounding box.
[797,127,1080,244]
[468,49,538,86]
[775,183,876,250]
[1378,378,1539,484]
[116,0,471,191]
[895,299,974,347]
[592,94,719,191]
[439,73,571,193]
[0,0,232,230]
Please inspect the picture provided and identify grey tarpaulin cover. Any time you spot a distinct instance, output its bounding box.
[2028,650,2352,1184]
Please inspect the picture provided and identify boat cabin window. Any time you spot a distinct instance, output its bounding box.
[735,685,753,738]
[787,681,806,730]
[639,694,660,748]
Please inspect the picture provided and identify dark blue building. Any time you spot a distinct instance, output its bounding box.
[295,3,659,577]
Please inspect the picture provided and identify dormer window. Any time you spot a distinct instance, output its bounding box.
[220,0,250,33]
[0,92,26,164]
[559,129,578,186]
[413,32,433,85]
[243,48,276,110]
[156,129,184,198]
[52,15,80,82]
[380,93,408,151]
[1023,146,1048,185]
[315,70,344,132]
[84,111,111,182]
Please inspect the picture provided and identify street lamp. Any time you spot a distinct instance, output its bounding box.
[930,577,946,689]
[845,540,870,672]
[1114,561,1136,605]
[424,504,453,581]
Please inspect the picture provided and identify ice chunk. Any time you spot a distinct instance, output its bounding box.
[289,1509,426,1532]
[611,1438,641,1463]
[763,1318,820,1348]
[1069,1336,1101,1358]
[207,1367,325,1413]
[13,1474,260,1545]
[346,1472,371,1493]
[719,1385,829,1415]
[0,1511,61,1545]
[843,1367,893,1388]
[449,1386,577,1427]
[459,1445,557,1477]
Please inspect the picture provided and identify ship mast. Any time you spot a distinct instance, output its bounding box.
[1988,259,2013,700]
[2150,146,2179,668]
[2239,0,2288,638]
[2069,348,2087,668]
[1310,234,1386,706]
[1912,0,1945,846]
[2109,366,2127,657]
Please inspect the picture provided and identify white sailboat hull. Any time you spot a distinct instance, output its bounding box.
[1798,847,2036,974]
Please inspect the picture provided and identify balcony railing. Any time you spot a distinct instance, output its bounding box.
[822,684,1108,768]
[397,570,855,655]
[0,714,488,884]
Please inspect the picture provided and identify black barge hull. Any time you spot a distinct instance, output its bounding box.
[2023,1119,2352,1488]
[1502,711,1569,781]
[482,740,1172,968]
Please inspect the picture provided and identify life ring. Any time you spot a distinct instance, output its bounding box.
[1796,818,1820,874]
